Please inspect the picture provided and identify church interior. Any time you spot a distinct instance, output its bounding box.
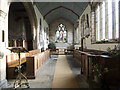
[0,0,120,89]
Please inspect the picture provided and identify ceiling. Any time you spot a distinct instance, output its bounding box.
[35,2,88,24]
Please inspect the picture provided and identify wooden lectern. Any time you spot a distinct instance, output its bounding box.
[8,47,30,89]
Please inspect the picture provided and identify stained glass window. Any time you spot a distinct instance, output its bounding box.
[56,24,67,43]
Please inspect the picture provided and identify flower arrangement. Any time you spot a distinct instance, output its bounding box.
[92,64,108,76]
[55,41,58,43]
[92,63,109,82]
[88,63,109,88]
[48,42,56,49]
[96,39,110,43]
[96,39,118,44]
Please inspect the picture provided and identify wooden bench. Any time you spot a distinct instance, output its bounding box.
[6,49,40,79]
[6,52,30,79]
[6,49,50,79]
[6,57,27,79]
[8,58,26,67]
[29,49,40,56]
[74,49,120,88]
[26,50,50,79]
[74,49,107,77]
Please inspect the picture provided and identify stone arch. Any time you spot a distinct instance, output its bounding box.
[8,2,38,50]
[49,17,74,48]
[23,2,38,31]
[23,2,38,49]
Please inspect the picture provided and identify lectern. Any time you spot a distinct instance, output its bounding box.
[8,47,30,89]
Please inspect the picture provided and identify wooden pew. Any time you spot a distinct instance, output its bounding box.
[26,50,50,79]
[74,49,106,77]
[29,49,40,56]
[73,49,120,87]
[6,49,40,79]
[6,53,29,79]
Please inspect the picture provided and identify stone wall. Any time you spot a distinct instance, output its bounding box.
[49,18,74,48]
[33,5,49,51]
[78,5,119,51]
[0,10,8,89]
[0,1,10,88]
[0,1,39,88]
[8,2,33,51]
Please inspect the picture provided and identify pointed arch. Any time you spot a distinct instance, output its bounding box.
[44,6,79,19]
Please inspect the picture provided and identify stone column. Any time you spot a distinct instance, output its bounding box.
[91,10,96,43]
[0,10,7,88]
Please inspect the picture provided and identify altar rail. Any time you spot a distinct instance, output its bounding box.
[50,49,59,55]
[50,49,73,55]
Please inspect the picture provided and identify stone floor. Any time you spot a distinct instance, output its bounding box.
[66,55,89,88]
[5,55,89,89]
[52,55,79,88]
[29,55,58,88]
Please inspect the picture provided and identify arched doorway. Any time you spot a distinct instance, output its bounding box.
[8,2,37,51]
[6,2,38,80]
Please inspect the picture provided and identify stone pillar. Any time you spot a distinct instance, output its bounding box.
[0,10,7,88]
[91,10,96,43]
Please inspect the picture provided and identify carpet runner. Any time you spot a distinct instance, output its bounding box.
[52,55,79,88]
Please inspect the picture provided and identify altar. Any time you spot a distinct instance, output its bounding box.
[56,47,67,52]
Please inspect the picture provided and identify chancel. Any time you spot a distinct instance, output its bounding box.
[0,0,120,89]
